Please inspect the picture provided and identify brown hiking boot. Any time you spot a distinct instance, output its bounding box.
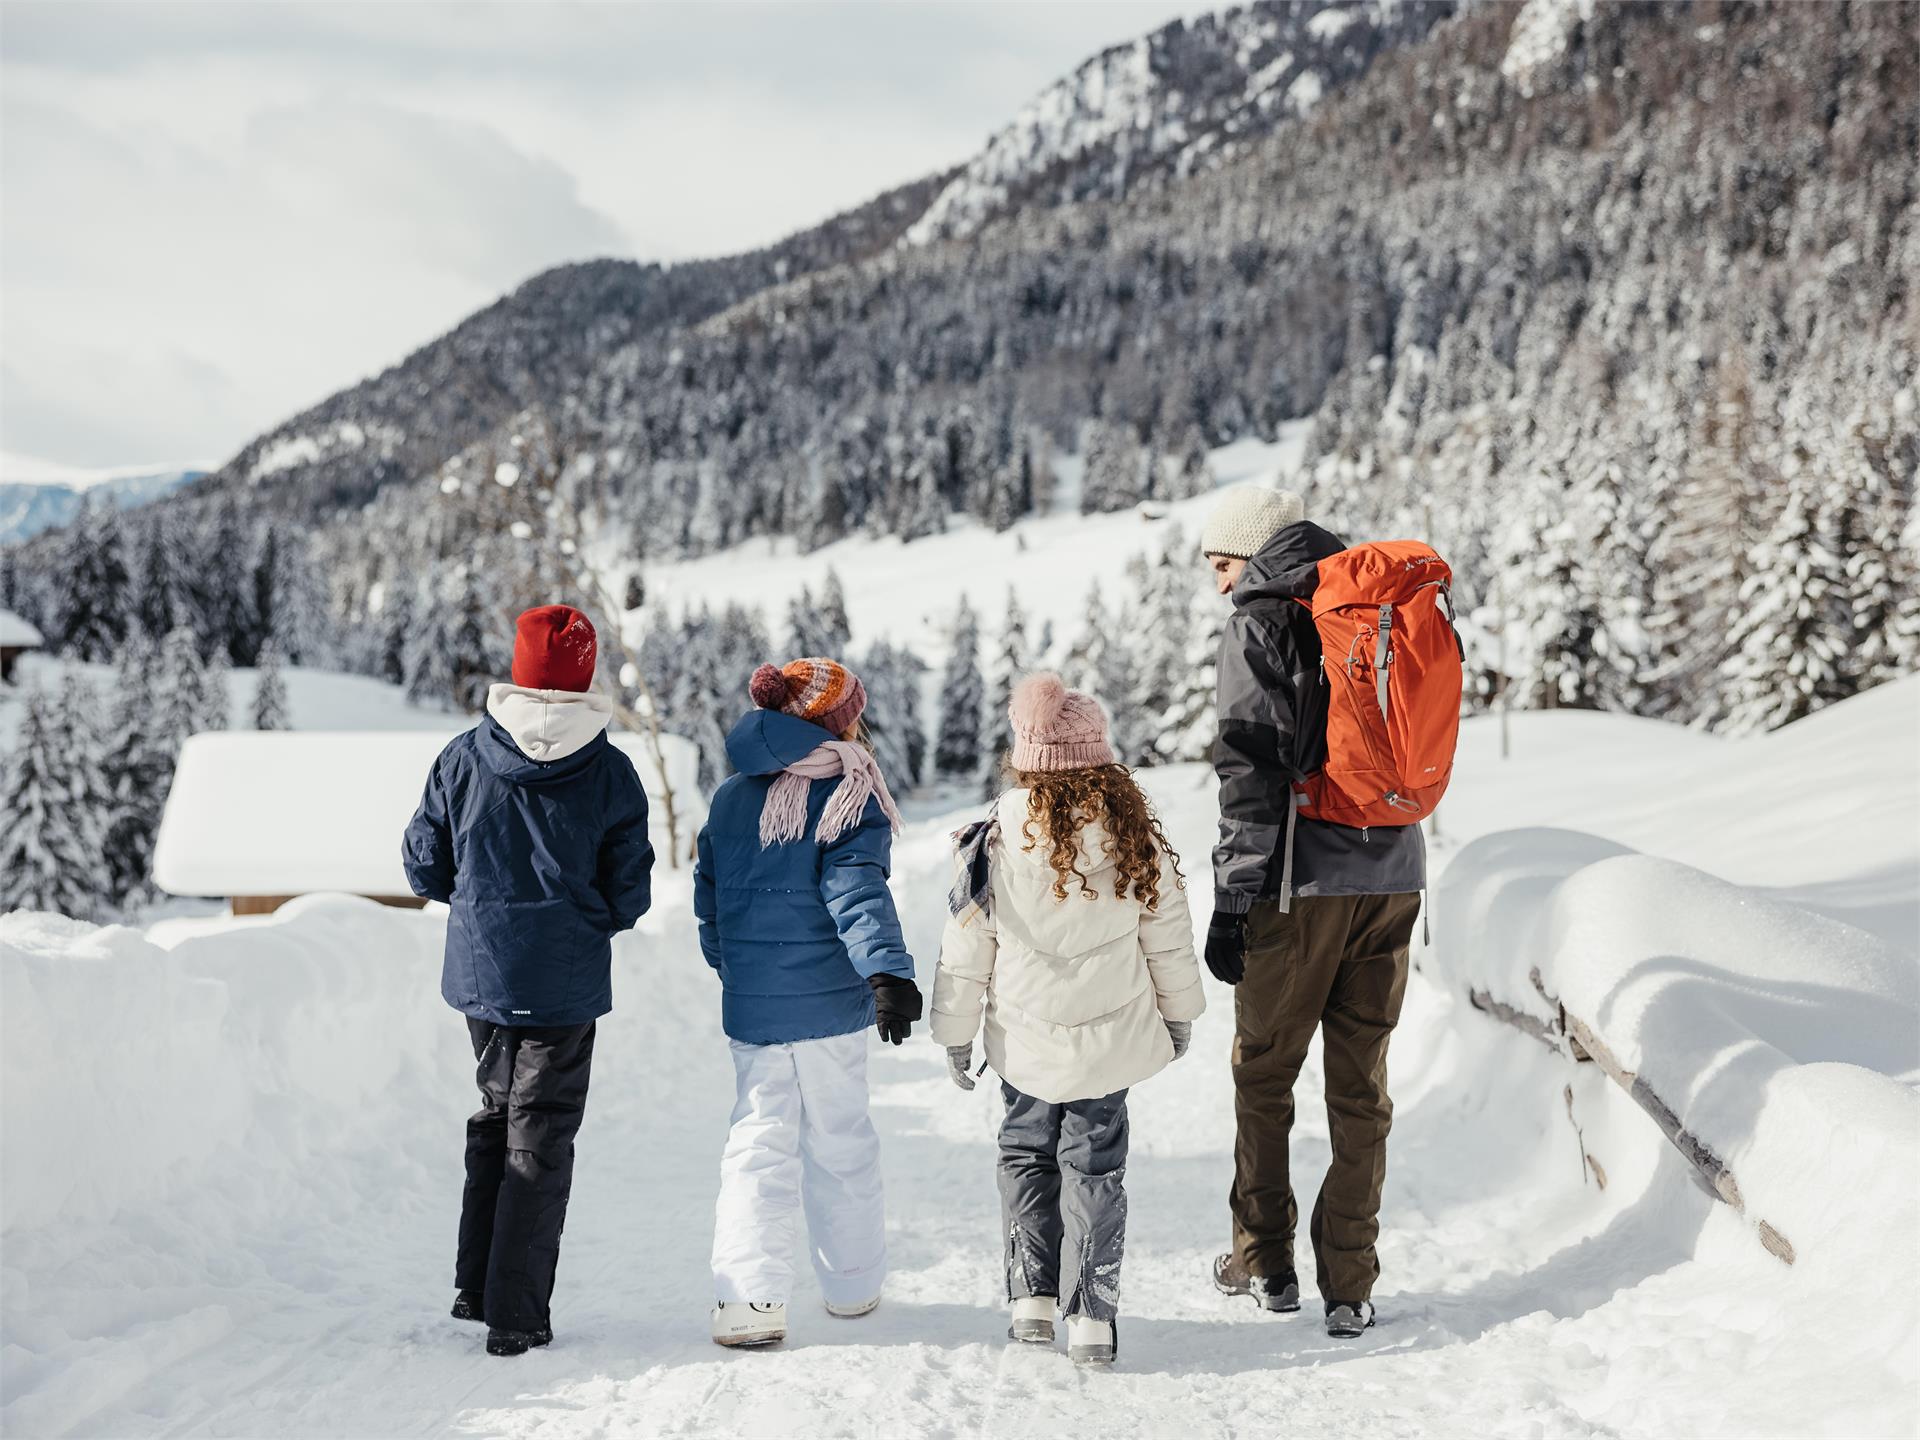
[1211,1253,1301,1312]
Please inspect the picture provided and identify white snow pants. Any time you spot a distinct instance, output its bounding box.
[710,1029,887,1307]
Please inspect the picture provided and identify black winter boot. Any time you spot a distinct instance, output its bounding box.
[1324,1300,1375,1338]
[486,1326,554,1356]
[451,1289,485,1323]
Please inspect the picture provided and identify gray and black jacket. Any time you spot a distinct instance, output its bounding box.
[1211,520,1426,914]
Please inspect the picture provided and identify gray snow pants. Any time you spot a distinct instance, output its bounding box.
[997,1082,1129,1322]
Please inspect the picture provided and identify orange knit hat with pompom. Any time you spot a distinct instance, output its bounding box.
[749,656,867,736]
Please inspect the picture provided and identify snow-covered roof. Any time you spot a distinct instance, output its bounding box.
[152,727,700,897]
[0,608,44,648]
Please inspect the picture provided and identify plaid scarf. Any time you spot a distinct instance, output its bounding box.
[947,815,1000,929]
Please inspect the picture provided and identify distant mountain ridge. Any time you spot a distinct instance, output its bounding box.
[0,462,203,544]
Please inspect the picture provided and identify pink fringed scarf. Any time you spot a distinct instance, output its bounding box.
[758,740,904,849]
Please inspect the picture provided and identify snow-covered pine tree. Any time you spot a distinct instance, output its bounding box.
[194,497,249,664]
[153,626,206,760]
[57,497,132,661]
[1648,354,1767,722]
[1498,468,1605,710]
[933,595,985,780]
[1156,594,1227,761]
[1135,532,1198,744]
[785,584,821,658]
[0,683,111,920]
[1571,450,1656,713]
[900,431,948,542]
[818,568,852,658]
[99,636,170,906]
[379,582,414,688]
[1722,477,1852,732]
[1169,425,1214,500]
[1062,580,1109,693]
[1081,421,1145,515]
[1094,598,1152,766]
[198,640,232,732]
[253,636,291,729]
[133,512,190,641]
[983,589,1030,787]
[859,639,929,791]
[668,608,733,789]
[246,524,281,667]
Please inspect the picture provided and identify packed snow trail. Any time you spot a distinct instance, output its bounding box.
[4,690,1917,1438]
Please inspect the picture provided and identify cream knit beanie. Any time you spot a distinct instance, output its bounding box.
[1201,484,1306,559]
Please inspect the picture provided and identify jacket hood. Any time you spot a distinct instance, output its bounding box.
[480,683,612,781]
[1232,519,1348,606]
[724,708,838,776]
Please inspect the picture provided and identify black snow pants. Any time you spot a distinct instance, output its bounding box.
[997,1083,1129,1322]
[456,1017,596,1334]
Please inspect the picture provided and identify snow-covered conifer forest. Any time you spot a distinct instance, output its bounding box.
[2,1,1917,1435]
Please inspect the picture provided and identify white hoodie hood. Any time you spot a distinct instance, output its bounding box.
[486,682,614,762]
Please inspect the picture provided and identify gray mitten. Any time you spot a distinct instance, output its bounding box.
[945,1043,977,1091]
[1166,1020,1193,1060]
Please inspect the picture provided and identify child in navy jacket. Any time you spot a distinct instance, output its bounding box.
[403,604,653,1357]
[694,655,920,1348]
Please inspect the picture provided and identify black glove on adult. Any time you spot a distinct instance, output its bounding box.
[868,973,924,1045]
[1205,910,1249,986]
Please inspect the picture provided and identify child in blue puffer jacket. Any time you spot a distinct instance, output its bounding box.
[694,654,921,1349]
[403,604,654,1359]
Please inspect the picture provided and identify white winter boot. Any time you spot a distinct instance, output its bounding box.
[711,1301,787,1348]
[1066,1313,1116,1366]
[1008,1295,1056,1344]
[825,1295,881,1319]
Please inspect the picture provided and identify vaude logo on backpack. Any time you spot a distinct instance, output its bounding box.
[1294,541,1464,829]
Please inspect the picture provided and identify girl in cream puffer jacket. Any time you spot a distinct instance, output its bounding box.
[929,673,1204,1363]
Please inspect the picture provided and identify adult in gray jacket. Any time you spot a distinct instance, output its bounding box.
[1198,484,1424,1340]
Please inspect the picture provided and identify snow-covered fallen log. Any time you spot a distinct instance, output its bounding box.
[1437,828,1919,1274]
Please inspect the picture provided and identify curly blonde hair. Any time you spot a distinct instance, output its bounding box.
[1009,763,1184,910]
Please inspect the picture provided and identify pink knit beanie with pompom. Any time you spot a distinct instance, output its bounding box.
[1008,672,1117,772]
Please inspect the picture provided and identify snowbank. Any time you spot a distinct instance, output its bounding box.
[1431,680,1920,1283]
[1435,836,1920,1272]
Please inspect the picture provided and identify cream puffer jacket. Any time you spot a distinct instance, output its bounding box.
[929,789,1206,1104]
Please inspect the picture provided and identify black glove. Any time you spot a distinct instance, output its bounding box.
[868,973,923,1045]
[1205,910,1248,985]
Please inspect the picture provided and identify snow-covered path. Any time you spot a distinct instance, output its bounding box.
[5,689,1918,1438]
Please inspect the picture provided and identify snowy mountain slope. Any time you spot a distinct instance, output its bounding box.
[3,684,1916,1437]
[903,0,1455,245]
[619,429,1306,671]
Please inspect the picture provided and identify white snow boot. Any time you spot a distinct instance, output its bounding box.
[1008,1295,1056,1344]
[711,1301,787,1348]
[825,1295,880,1319]
[1066,1314,1115,1366]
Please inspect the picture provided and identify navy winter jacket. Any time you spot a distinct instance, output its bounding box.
[402,715,654,1026]
[694,709,914,1045]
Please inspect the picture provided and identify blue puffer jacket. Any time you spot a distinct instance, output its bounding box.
[695,709,914,1045]
[402,708,654,1026]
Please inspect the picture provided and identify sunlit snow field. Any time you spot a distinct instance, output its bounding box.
[3,675,1915,1438]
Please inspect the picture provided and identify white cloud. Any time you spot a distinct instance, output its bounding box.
[0,1,1214,469]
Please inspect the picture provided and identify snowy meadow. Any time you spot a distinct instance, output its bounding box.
[5,1,1920,1436]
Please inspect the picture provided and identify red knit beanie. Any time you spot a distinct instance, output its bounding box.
[749,656,867,736]
[511,605,597,692]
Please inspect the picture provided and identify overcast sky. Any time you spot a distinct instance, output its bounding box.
[1,1,1210,473]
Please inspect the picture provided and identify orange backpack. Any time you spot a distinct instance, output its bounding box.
[1294,541,1463,828]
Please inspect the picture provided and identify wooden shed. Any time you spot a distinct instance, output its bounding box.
[151,728,699,915]
[1,608,44,684]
